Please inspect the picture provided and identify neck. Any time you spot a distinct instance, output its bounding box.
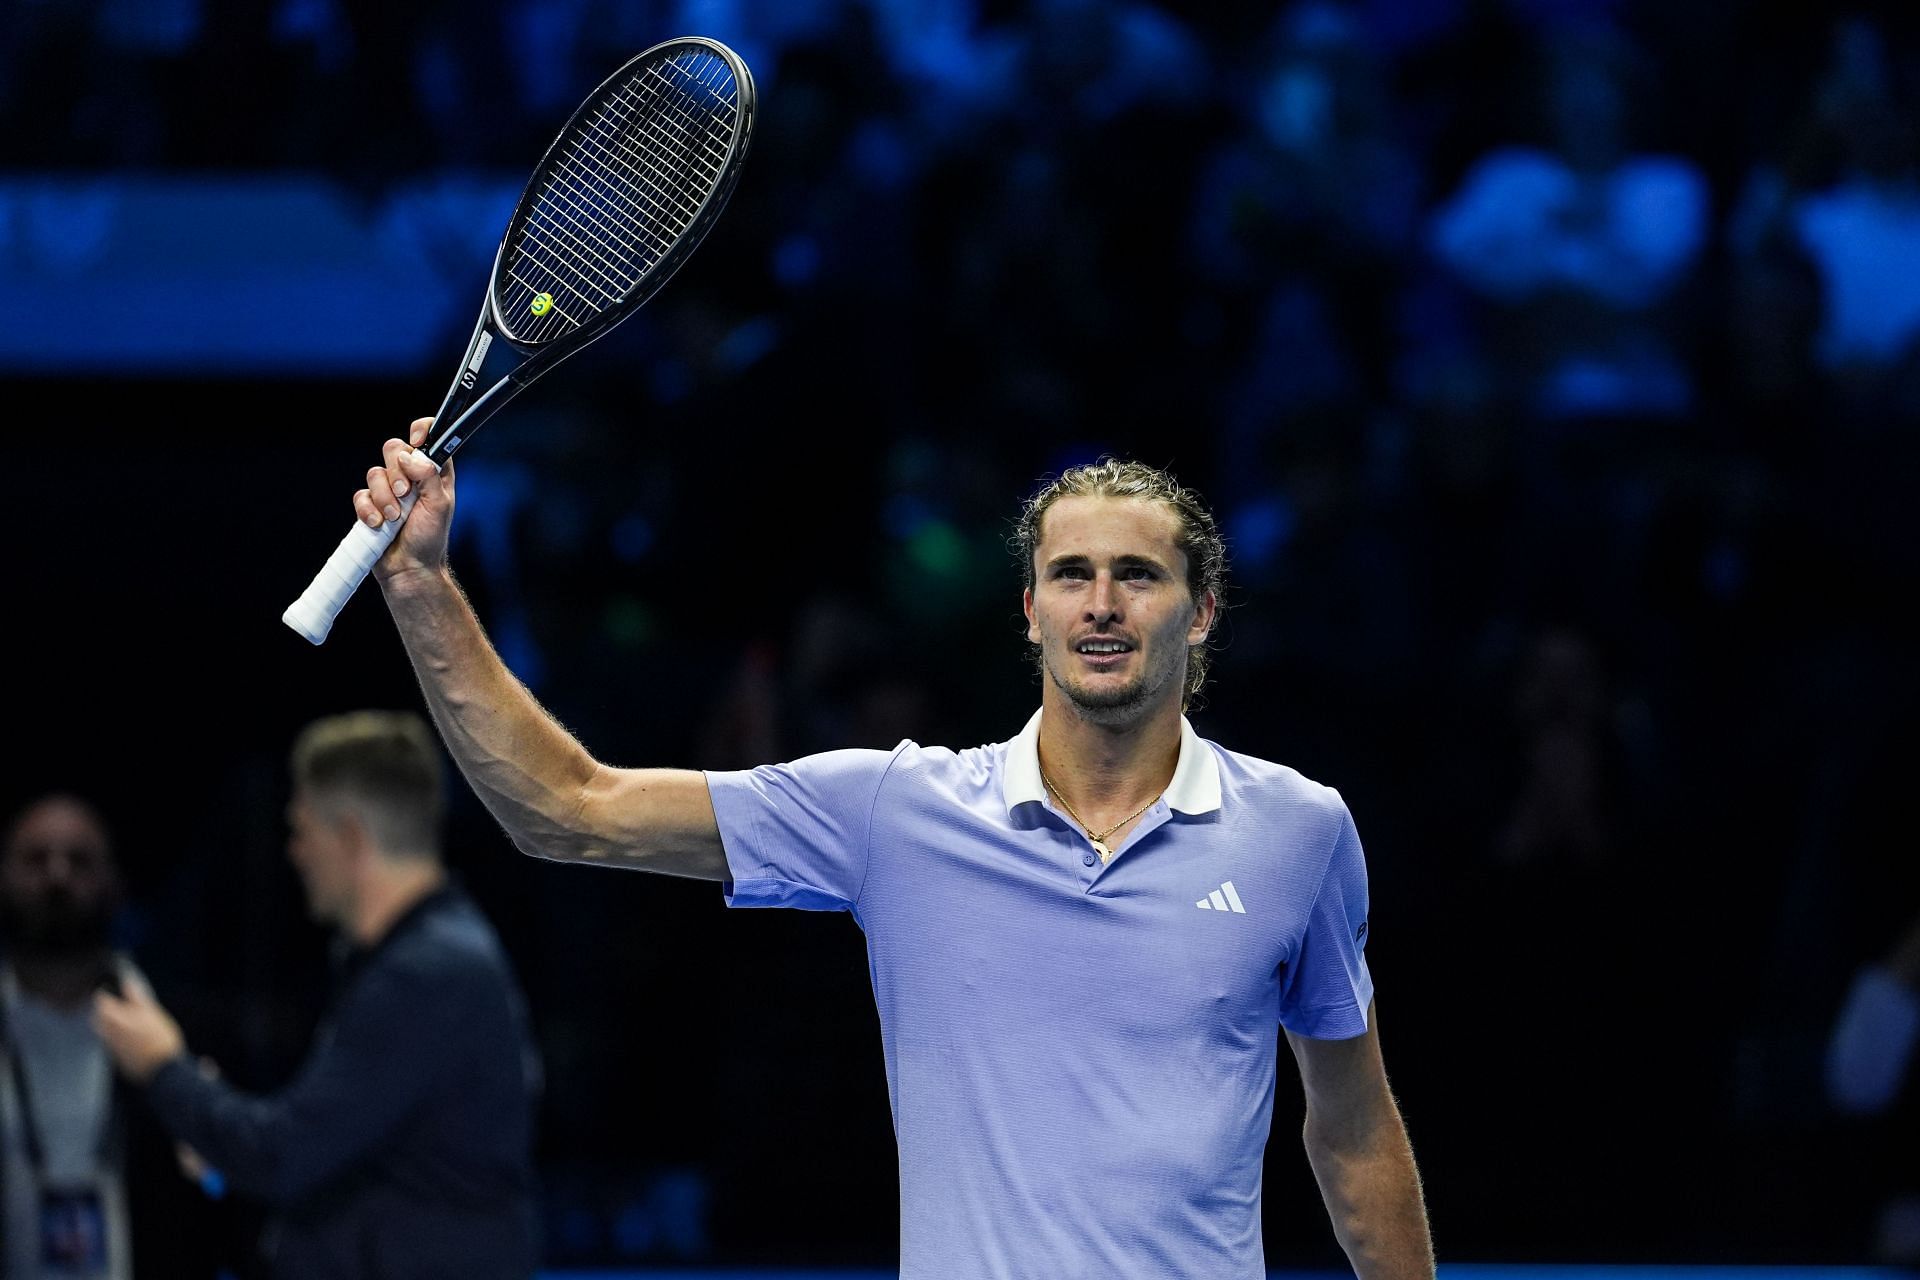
[348,859,447,947]
[1036,689,1183,814]
[8,949,112,1010]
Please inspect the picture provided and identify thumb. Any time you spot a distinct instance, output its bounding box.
[117,967,157,1005]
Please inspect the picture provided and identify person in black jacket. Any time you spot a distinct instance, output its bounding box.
[90,711,541,1279]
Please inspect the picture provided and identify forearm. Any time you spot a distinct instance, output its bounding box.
[376,561,727,876]
[142,963,473,1204]
[380,564,605,861]
[145,1060,350,1205]
[1303,1109,1435,1280]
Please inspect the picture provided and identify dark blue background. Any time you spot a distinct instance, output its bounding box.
[4,0,1916,1268]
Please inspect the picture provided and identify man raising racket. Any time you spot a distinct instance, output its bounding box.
[359,422,1435,1280]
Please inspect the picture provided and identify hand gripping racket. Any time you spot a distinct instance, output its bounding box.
[284,37,755,643]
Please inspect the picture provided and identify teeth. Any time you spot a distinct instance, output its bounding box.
[1079,642,1129,654]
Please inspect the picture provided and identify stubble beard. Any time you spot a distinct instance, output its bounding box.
[0,891,113,956]
[1042,645,1181,728]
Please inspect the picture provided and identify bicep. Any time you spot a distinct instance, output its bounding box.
[1285,1000,1396,1142]
[570,766,729,880]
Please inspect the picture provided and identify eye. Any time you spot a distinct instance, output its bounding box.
[1120,565,1154,580]
[1054,565,1090,580]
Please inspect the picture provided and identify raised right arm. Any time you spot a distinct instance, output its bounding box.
[359,419,727,881]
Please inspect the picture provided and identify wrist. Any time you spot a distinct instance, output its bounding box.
[136,1048,190,1087]
[376,562,456,601]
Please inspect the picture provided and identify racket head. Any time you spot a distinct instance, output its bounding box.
[487,37,756,351]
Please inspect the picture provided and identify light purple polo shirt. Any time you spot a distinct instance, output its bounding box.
[706,710,1374,1279]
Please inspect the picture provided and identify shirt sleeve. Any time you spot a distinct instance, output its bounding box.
[1277,797,1375,1039]
[144,956,471,1205]
[704,745,905,912]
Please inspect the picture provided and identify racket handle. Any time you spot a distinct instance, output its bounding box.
[281,490,420,644]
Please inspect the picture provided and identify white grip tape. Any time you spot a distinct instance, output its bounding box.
[282,488,421,644]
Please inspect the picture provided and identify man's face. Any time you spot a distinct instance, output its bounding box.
[286,790,358,929]
[0,799,121,953]
[1023,495,1215,724]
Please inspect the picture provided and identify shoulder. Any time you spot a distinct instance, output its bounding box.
[861,738,1008,813]
[1614,154,1708,199]
[379,894,515,995]
[885,737,996,782]
[730,743,914,789]
[1205,738,1352,838]
[1795,184,1879,245]
[728,730,1015,810]
[1449,146,1571,199]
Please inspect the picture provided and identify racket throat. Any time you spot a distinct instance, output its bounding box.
[424,321,530,466]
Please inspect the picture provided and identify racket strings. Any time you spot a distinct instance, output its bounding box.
[508,54,734,337]
[500,48,740,344]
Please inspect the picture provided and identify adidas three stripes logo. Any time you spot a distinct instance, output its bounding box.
[1195,881,1246,914]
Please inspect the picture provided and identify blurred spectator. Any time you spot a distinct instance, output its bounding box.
[1009,0,1204,127]
[1723,228,1824,440]
[92,713,541,1280]
[1493,627,1614,868]
[1830,912,1920,1115]
[0,794,219,1279]
[1429,20,1708,419]
[1193,4,1426,463]
[1191,2,1424,279]
[1785,20,1920,400]
[1827,909,1920,1264]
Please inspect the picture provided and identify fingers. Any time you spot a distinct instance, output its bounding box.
[358,450,402,528]
[353,483,385,529]
[91,981,152,1027]
[390,438,441,485]
[118,965,156,1003]
[90,989,129,1036]
[354,419,440,529]
[89,988,186,1082]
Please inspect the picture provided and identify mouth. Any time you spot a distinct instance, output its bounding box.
[1073,637,1134,667]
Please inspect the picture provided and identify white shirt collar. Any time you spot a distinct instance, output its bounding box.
[1003,708,1222,817]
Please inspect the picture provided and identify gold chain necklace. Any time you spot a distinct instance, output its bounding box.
[1039,766,1162,864]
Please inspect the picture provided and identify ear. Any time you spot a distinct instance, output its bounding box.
[1023,587,1040,644]
[1187,588,1217,647]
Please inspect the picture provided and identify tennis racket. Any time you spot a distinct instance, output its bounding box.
[284,36,756,644]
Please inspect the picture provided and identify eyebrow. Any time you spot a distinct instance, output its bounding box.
[1044,553,1172,574]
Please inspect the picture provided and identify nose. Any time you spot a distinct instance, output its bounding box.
[43,849,79,887]
[1085,571,1120,623]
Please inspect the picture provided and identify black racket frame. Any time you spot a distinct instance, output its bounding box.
[419,36,756,468]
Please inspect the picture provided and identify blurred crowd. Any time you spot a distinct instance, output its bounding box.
[4,0,1918,1269]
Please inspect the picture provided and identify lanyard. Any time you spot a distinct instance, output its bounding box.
[0,966,119,1180]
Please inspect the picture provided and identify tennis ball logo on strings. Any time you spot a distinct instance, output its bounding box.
[530,293,554,317]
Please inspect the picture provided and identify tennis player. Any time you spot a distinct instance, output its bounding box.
[359,424,1435,1279]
